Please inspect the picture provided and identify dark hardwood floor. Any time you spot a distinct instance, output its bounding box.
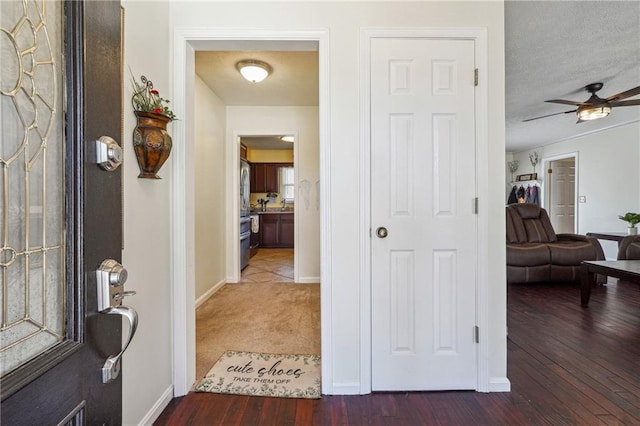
[155,279,640,425]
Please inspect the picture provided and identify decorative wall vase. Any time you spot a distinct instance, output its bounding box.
[133,111,172,179]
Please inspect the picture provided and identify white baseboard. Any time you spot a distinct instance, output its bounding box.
[195,279,226,308]
[296,276,320,284]
[488,377,511,392]
[329,381,362,395]
[137,385,174,426]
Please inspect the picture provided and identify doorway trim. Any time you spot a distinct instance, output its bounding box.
[359,27,495,392]
[171,28,331,396]
[541,152,579,232]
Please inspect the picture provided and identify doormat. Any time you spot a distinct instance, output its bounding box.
[195,351,321,399]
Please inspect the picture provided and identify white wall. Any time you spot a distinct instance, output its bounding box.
[508,121,640,259]
[122,1,173,424]
[119,2,506,422]
[170,0,507,394]
[194,76,227,300]
[226,106,320,282]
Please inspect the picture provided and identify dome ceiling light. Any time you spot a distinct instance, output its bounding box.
[236,59,272,83]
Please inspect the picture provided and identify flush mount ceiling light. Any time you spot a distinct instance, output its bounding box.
[280,136,294,143]
[236,60,272,83]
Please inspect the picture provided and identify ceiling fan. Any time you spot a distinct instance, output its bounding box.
[523,82,640,123]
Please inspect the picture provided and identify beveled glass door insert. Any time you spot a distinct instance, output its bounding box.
[0,0,65,377]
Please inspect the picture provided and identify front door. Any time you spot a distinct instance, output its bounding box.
[370,37,478,390]
[1,0,125,423]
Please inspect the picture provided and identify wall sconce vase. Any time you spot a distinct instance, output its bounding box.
[133,111,172,179]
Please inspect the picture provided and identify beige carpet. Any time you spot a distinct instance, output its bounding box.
[196,281,320,380]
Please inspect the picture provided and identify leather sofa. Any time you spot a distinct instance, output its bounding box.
[618,235,640,260]
[506,203,605,284]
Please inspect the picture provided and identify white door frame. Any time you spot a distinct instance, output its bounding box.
[541,152,579,232]
[171,28,332,396]
[359,28,492,393]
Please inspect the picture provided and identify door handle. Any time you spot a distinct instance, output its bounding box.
[376,227,388,238]
[101,306,138,383]
[96,259,138,383]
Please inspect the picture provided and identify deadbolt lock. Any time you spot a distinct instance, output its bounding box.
[96,259,134,312]
[95,136,123,171]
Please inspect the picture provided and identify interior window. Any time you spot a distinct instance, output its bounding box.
[280,166,294,202]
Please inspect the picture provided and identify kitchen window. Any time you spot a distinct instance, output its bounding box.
[280,166,294,202]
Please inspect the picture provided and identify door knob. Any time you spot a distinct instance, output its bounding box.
[95,135,123,171]
[376,227,388,238]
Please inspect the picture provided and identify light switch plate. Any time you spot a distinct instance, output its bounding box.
[578,196,587,203]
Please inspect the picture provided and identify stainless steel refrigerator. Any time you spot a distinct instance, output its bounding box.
[240,159,251,269]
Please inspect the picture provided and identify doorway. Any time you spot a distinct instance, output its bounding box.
[172,31,329,396]
[542,153,578,233]
[238,135,297,283]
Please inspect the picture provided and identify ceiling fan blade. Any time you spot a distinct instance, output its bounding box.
[605,85,640,102]
[610,99,640,107]
[522,109,576,122]
[544,99,586,106]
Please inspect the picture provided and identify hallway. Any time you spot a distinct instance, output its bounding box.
[195,249,320,380]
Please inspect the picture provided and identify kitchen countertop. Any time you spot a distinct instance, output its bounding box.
[254,210,293,214]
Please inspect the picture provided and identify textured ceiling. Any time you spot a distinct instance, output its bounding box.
[505,1,640,152]
[193,1,640,153]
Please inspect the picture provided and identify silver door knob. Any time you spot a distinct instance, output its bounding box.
[376,227,388,238]
[95,135,123,171]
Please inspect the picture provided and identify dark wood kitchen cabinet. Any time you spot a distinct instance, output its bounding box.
[279,213,294,247]
[259,213,294,248]
[250,163,292,193]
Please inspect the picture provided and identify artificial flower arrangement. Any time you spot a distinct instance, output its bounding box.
[130,73,178,121]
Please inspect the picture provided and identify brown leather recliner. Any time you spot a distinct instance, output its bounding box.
[506,203,606,284]
[618,235,640,260]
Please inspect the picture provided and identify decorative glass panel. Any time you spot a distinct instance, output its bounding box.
[0,0,65,376]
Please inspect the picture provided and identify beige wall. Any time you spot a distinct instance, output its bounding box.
[122,1,173,424]
[248,149,293,163]
[194,76,227,300]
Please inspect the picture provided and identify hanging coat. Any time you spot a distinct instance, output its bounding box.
[507,186,518,204]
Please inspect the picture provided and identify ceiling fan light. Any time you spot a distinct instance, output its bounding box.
[236,60,272,83]
[577,105,611,121]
